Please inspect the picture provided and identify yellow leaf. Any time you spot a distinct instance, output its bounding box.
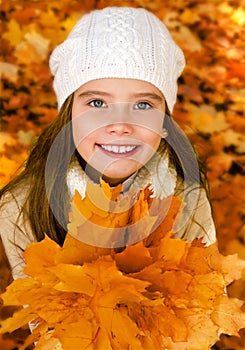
[51,263,97,296]
[162,311,219,350]
[24,30,50,60]
[110,310,143,350]
[14,42,43,64]
[0,307,37,333]
[68,182,158,247]
[114,241,153,273]
[1,278,40,305]
[55,233,111,265]
[231,7,245,26]
[0,62,19,82]
[87,259,149,304]
[175,26,202,52]
[35,332,63,350]
[93,327,113,350]
[179,8,200,24]
[155,235,188,264]
[209,251,245,284]
[61,15,81,33]
[144,196,182,247]
[212,296,245,336]
[128,301,188,343]
[180,241,214,274]
[52,320,94,350]
[188,272,224,308]
[3,19,23,45]
[23,235,60,277]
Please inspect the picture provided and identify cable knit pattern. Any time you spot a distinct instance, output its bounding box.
[97,10,144,67]
[49,7,185,112]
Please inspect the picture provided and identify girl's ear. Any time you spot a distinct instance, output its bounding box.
[162,111,171,138]
[161,128,168,139]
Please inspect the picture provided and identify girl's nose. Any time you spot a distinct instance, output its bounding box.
[106,122,134,135]
[105,104,134,135]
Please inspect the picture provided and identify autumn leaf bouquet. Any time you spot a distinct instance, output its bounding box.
[1,181,245,350]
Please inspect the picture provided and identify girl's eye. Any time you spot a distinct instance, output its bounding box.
[89,99,107,108]
[134,102,152,110]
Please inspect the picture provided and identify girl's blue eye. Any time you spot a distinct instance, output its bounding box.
[89,100,106,108]
[134,102,152,110]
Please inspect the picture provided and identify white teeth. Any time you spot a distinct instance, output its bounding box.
[101,145,136,153]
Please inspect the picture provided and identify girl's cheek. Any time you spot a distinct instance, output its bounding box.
[72,116,100,148]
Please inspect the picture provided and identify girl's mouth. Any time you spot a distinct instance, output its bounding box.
[96,144,139,157]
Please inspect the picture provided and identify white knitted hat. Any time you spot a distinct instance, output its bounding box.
[49,7,185,113]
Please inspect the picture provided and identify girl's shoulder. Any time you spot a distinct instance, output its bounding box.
[173,182,216,246]
[0,182,30,216]
[0,183,34,280]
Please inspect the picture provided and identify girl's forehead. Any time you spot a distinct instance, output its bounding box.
[75,78,165,100]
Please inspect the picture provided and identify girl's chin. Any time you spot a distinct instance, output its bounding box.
[101,174,133,186]
[101,167,138,184]
[82,160,139,186]
[100,162,142,181]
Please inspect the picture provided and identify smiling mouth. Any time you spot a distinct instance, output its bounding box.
[98,144,138,155]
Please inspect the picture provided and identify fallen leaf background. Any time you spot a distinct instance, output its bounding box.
[0,0,244,349]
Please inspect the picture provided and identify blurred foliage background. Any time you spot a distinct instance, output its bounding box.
[0,0,244,349]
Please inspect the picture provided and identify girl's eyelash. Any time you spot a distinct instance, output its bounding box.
[140,101,152,106]
[87,99,153,109]
[88,99,107,107]
[134,101,153,109]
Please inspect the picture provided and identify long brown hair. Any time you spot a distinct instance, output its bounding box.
[0,96,74,245]
[0,96,209,246]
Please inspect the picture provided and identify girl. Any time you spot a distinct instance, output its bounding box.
[0,7,216,280]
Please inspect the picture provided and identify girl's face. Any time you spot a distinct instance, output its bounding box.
[72,78,166,185]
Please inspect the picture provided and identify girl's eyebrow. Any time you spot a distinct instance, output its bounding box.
[132,93,164,103]
[78,90,112,98]
[78,90,164,103]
